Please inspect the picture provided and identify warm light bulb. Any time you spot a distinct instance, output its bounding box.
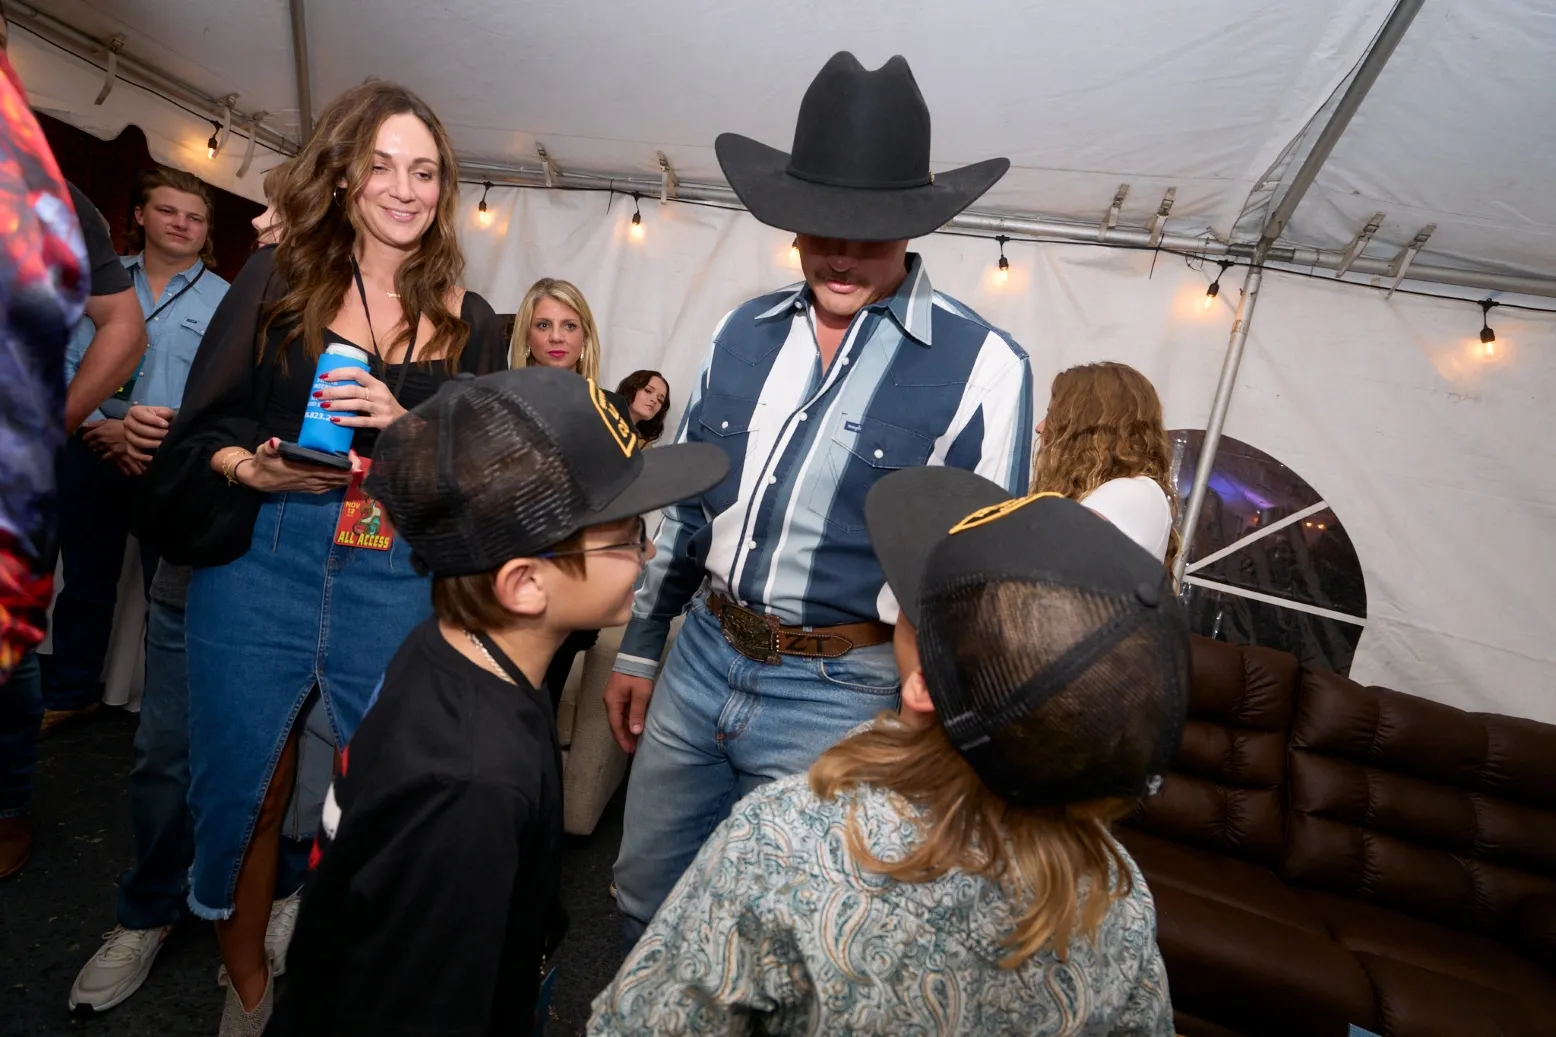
[788,239,800,264]
[475,204,493,228]
[996,255,1010,285]
[629,212,645,241]
[207,133,219,160]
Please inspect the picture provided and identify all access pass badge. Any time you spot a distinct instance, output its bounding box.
[334,458,395,551]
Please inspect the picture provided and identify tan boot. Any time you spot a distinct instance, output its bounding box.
[40,702,100,739]
[0,815,32,880]
[217,967,272,1037]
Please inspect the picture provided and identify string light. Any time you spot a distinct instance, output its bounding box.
[1478,298,1498,358]
[789,237,800,264]
[475,180,493,228]
[629,193,644,241]
[206,120,222,160]
[1201,261,1233,311]
[995,235,1010,285]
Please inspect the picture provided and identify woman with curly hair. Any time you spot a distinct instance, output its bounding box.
[141,79,507,1033]
[1032,362,1179,571]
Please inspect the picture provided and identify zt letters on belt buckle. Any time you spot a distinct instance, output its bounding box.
[720,603,782,665]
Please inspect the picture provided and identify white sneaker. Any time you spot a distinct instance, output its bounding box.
[265,891,301,977]
[68,924,174,1013]
[215,893,301,987]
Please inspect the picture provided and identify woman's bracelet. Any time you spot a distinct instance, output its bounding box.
[221,450,256,486]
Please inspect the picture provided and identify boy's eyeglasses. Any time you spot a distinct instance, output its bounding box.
[537,516,650,559]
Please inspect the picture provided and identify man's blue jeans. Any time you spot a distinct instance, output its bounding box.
[613,597,901,949]
[0,652,44,819]
[115,600,309,929]
[44,436,157,712]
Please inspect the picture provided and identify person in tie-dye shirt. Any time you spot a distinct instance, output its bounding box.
[0,6,89,879]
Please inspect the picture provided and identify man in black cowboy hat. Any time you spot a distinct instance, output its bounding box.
[603,51,1036,948]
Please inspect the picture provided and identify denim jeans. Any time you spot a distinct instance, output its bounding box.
[44,436,157,711]
[0,652,44,818]
[613,597,901,949]
[116,600,310,930]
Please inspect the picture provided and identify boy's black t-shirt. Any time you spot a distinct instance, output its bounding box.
[269,618,565,1037]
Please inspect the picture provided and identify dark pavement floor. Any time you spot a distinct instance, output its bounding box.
[0,706,627,1037]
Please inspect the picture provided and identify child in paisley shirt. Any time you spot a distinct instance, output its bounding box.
[590,470,1187,1037]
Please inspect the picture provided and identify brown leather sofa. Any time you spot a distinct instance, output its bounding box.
[1117,637,1556,1037]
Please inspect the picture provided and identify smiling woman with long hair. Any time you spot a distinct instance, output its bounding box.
[138,80,506,1034]
[1032,362,1180,574]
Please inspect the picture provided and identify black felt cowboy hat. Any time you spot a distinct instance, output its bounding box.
[715,52,1009,242]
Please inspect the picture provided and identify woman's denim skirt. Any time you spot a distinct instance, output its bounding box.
[184,488,428,919]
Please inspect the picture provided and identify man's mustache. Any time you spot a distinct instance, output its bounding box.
[814,269,860,285]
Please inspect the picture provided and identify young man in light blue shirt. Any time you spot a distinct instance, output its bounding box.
[44,167,227,722]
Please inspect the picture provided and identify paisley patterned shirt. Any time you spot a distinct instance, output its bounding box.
[589,774,1173,1036]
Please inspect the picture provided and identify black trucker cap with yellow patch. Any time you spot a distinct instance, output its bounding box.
[367,367,728,577]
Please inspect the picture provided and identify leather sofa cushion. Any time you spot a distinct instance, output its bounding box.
[1519,892,1556,970]
[1120,829,1323,935]
[1119,830,1375,1036]
[1172,1011,1250,1037]
[1128,638,1298,868]
[1287,675,1556,935]
[1304,891,1556,1036]
[1294,670,1556,811]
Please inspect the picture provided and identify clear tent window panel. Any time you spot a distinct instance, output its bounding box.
[1171,430,1366,675]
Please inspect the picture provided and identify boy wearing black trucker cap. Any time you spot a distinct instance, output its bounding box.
[590,471,1184,1037]
[267,367,727,1037]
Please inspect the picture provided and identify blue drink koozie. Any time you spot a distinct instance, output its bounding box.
[297,343,372,454]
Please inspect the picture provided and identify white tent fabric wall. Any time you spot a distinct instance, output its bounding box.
[461,184,1556,724]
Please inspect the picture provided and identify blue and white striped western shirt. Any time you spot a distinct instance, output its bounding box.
[615,254,1034,678]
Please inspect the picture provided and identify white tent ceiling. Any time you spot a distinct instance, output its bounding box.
[9,0,1556,286]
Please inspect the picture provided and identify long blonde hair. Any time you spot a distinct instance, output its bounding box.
[1033,362,1180,574]
[810,716,1134,967]
[508,277,601,381]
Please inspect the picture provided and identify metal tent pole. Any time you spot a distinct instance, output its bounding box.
[1172,0,1425,586]
[288,0,313,140]
[1173,267,1264,585]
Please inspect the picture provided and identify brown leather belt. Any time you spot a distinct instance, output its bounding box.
[707,592,892,665]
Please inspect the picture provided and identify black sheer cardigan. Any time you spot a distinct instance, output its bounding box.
[130,246,508,566]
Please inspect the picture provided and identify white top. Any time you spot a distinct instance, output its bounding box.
[1079,476,1173,562]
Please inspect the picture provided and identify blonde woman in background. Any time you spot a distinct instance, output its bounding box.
[510,278,628,710]
[508,277,602,382]
[1033,361,1180,572]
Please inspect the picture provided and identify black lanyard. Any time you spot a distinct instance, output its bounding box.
[350,260,417,402]
[107,263,209,405]
[141,262,206,324]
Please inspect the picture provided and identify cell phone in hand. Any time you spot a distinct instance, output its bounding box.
[277,441,354,470]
